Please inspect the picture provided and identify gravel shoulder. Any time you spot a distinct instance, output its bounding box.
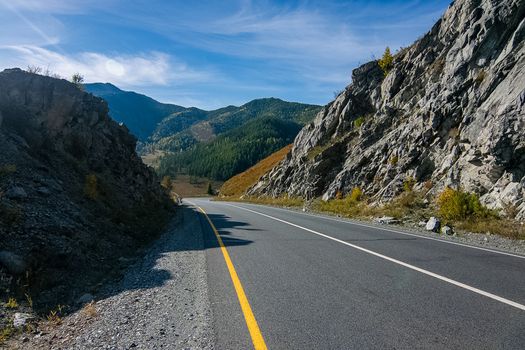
[18,206,214,350]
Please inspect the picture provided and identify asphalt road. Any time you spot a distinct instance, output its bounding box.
[188,198,525,349]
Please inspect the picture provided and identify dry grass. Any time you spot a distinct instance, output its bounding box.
[82,301,98,318]
[314,191,430,221]
[0,324,15,344]
[47,310,62,326]
[475,70,487,84]
[83,174,99,200]
[456,219,525,240]
[218,195,304,208]
[5,298,18,308]
[220,144,292,197]
[171,175,223,197]
[141,150,167,168]
[314,190,523,240]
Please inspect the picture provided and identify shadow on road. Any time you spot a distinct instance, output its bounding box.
[61,204,254,315]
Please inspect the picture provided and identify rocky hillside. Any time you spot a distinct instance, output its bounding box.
[250,0,525,219]
[0,69,173,310]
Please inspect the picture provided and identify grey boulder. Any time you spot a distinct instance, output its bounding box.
[425,217,441,233]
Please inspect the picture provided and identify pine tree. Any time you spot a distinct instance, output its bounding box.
[378,47,394,76]
[206,182,214,196]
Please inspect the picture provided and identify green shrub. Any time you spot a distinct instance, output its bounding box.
[437,187,492,220]
[71,73,84,90]
[378,47,394,76]
[5,297,18,308]
[84,174,98,200]
[403,176,416,192]
[390,155,399,166]
[0,164,16,177]
[349,187,363,202]
[354,116,365,128]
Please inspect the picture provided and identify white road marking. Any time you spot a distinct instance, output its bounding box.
[222,202,525,311]
[230,201,525,260]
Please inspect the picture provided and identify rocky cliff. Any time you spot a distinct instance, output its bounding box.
[250,0,525,218]
[0,68,173,309]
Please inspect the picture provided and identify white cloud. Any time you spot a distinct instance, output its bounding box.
[1,0,111,14]
[0,45,213,87]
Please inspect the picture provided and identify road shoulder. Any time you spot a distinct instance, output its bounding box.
[23,206,215,349]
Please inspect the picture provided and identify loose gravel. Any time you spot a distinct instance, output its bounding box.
[25,207,214,350]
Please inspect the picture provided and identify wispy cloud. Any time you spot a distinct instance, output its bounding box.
[0,0,450,108]
[0,45,213,87]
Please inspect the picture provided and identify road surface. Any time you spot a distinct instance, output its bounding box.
[188,198,525,349]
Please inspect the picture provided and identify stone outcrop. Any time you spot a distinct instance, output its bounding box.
[250,0,525,218]
[0,68,173,309]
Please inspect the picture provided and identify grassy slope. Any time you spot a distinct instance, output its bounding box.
[220,144,292,197]
[170,175,223,198]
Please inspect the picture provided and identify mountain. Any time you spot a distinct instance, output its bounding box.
[158,117,302,181]
[85,84,322,167]
[249,0,525,219]
[0,69,173,309]
[145,97,322,155]
[84,83,188,140]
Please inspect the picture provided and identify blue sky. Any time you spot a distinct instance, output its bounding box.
[0,0,450,109]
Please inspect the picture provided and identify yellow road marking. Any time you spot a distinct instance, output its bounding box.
[197,206,268,350]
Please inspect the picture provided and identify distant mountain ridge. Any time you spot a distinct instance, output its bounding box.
[85,84,321,156]
[86,83,322,179]
[84,83,187,140]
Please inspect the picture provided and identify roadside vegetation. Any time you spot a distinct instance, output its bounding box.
[224,182,524,240]
[313,186,524,240]
[218,195,304,208]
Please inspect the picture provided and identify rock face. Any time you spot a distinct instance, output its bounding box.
[250,0,525,218]
[0,68,173,309]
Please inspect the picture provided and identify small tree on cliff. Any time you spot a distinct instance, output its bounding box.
[378,47,394,76]
[71,73,84,90]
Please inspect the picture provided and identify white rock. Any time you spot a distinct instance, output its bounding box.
[13,313,34,328]
[374,216,399,224]
[426,217,441,232]
[441,225,454,235]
